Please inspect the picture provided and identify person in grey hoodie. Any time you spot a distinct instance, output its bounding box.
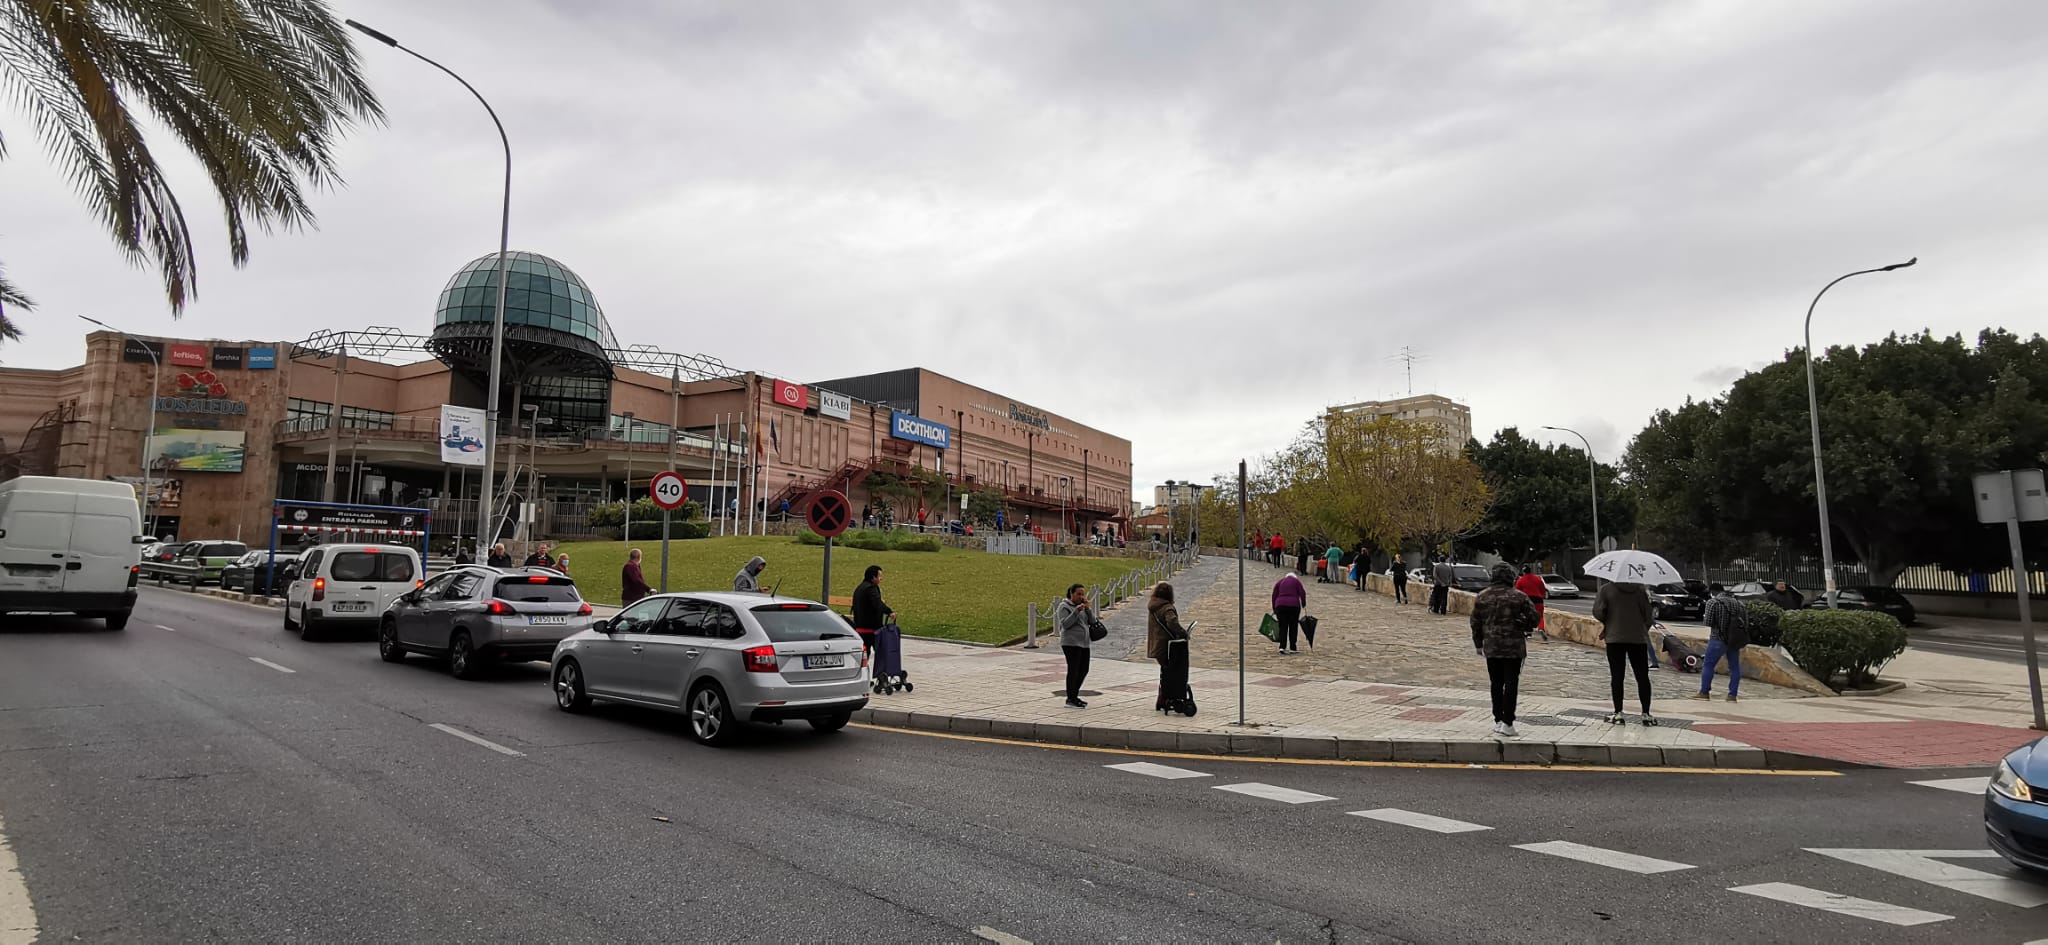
[1053,583,1103,708]
[1592,579,1657,725]
[733,556,767,593]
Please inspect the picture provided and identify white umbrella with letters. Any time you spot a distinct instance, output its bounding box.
[1581,549,1682,585]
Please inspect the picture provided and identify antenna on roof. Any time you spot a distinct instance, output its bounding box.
[1386,346,1426,396]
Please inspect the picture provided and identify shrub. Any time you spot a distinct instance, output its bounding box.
[794,528,939,552]
[1742,599,1785,648]
[1780,609,1908,689]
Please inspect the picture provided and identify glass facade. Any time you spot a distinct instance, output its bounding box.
[520,375,610,436]
[434,251,618,349]
[285,398,395,434]
[608,414,674,444]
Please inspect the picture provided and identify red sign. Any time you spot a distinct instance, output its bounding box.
[648,470,688,511]
[771,379,808,409]
[169,344,206,368]
[807,490,852,538]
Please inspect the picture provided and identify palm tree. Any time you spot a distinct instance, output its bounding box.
[0,0,382,335]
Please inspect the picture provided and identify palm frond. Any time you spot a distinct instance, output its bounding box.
[0,262,31,342]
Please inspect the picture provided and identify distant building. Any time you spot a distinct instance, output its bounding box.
[1324,394,1472,451]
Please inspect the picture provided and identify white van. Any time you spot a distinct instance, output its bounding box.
[284,543,423,640]
[0,476,150,630]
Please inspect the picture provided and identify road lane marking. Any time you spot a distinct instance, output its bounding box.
[1513,841,1693,874]
[848,724,1839,776]
[1805,848,2048,908]
[1908,777,1989,795]
[1348,808,1491,834]
[1214,782,1334,804]
[428,723,525,757]
[972,927,1032,945]
[1105,762,1210,780]
[1730,882,1950,926]
[248,657,295,674]
[154,624,177,632]
[0,809,38,945]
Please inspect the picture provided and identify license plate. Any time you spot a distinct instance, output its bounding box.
[331,601,369,613]
[528,615,568,626]
[803,654,846,669]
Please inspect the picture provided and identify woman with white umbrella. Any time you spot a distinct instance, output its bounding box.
[1585,550,1678,726]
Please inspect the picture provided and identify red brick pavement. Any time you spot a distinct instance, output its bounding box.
[1693,720,2043,768]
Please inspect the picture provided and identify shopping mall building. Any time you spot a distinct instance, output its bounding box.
[0,252,1133,549]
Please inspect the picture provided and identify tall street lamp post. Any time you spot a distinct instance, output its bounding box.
[1803,258,1917,606]
[1541,425,1600,559]
[621,411,635,549]
[347,19,512,558]
[79,316,158,536]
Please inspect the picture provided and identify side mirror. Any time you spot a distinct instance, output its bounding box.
[131,535,152,545]
[595,618,613,634]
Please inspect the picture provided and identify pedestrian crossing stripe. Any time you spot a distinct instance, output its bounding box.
[1731,882,1951,926]
[1105,762,1210,780]
[1347,808,1491,834]
[1804,849,2048,908]
[1513,841,1693,874]
[1213,782,1334,804]
[1908,776,1990,795]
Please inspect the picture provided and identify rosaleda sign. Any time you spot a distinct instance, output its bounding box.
[889,411,950,449]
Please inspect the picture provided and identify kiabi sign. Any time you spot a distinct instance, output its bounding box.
[889,411,950,449]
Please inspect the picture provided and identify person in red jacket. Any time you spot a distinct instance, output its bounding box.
[1513,564,1551,642]
[1268,532,1286,568]
[621,548,653,605]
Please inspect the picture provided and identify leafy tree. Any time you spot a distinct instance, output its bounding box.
[1467,428,1633,562]
[963,489,1004,526]
[0,0,382,338]
[1251,414,1490,559]
[1624,401,1746,568]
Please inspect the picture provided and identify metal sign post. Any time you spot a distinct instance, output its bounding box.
[648,470,688,594]
[1237,459,1247,727]
[1974,468,2046,730]
[806,490,853,605]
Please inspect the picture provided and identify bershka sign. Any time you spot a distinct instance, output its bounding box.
[771,379,808,409]
[817,389,852,420]
[169,344,206,368]
[890,411,950,449]
[210,347,245,370]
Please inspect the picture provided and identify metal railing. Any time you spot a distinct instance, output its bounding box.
[1020,544,1198,648]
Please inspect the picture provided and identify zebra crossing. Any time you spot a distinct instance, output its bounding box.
[1105,760,2047,933]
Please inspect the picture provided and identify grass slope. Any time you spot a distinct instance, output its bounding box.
[551,536,1143,645]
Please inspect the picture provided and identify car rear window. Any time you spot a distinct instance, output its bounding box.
[204,543,248,558]
[328,552,416,583]
[749,604,858,642]
[492,576,581,603]
[1454,566,1487,581]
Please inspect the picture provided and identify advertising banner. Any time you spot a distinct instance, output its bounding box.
[247,346,277,369]
[210,347,244,370]
[278,504,426,536]
[168,344,206,368]
[772,379,808,408]
[151,428,246,472]
[439,404,487,466]
[818,389,852,420]
[122,339,164,364]
[889,411,950,450]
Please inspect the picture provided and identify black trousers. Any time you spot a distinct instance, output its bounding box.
[1607,642,1652,714]
[1063,645,1091,700]
[1273,605,1301,650]
[1429,584,1449,613]
[1393,580,1408,603]
[1486,656,1523,724]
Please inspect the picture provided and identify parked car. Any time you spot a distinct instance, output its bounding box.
[1650,583,1705,622]
[0,476,150,630]
[1447,564,1490,593]
[1407,568,1431,585]
[1682,579,1712,601]
[550,592,871,745]
[284,543,423,641]
[1804,586,1918,626]
[1987,735,2048,873]
[1728,580,1803,603]
[380,566,595,678]
[144,540,190,564]
[1539,574,1581,599]
[164,540,248,586]
[219,550,300,595]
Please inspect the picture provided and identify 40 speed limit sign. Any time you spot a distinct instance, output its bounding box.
[648,470,688,511]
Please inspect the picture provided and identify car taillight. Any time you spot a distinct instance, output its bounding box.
[527,575,549,583]
[487,600,515,615]
[742,645,779,673]
[415,579,424,589]
[127,565,139,588]
[311,578,325,601]
[576,602,592,616]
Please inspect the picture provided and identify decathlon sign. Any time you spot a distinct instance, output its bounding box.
[890,411,950,449]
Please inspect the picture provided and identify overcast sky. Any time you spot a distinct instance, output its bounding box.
[4,0,2046,499]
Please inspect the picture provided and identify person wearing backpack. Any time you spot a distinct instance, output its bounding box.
[1695,583,1749,702]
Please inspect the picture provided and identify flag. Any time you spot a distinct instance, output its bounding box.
[770,419,778,452]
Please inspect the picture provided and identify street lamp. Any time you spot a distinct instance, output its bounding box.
[620,411,634,547]
[80,316,158,536]
[1058,476,1070,544]
[1541,425,1600,558]
[347,18,513,560]
[1804,257,1917,605]
[1163,480,1176,548]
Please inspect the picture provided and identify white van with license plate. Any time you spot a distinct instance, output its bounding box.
[0,477,150,630]
[285,543,422,641]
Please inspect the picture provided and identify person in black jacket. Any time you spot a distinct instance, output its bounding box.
[851,564,894,652]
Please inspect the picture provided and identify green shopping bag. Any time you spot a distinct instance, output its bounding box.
[1258,612,1281,642]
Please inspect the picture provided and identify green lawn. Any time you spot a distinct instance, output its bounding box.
[550,536,1145,645]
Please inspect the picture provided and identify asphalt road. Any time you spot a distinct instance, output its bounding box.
[2,587,2043,944]
[1543,594,2041,663]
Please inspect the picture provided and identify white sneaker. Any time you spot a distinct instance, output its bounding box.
[1490,721,1506,736]
[1500,723,1518,738]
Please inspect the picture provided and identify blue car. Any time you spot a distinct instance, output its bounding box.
[1986,735,2048,872]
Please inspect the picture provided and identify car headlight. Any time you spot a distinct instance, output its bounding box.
[1990,759,2033,802]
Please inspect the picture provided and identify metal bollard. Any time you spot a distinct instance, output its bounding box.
[1025,600,1041,649]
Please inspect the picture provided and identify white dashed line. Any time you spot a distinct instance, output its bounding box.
[248,657,295,674]
[0,809,39,945]
[1730,882,1951,926]
[972,927,1032,945]
[1348,808,1492,834]
[428,723,525,757]
[1213,782,1334,805]
[1907,777,1989,795]
[1512,841,1693,874]
[153,624,177,632]
[1805,848,2048,908]
[1105,762,1211,780]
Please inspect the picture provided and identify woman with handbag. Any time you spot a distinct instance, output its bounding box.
[1054,583,1105,708]
[1271,571,1306,654]
[1146,583,1191,712]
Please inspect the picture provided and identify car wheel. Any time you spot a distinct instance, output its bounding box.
[298,612,319,641]
[553,659,591,713]
[378,619,406,663]
[687,683,738,746]
[104,611,130,632]
[283,606,298,633]
[809,711,851,734]
[448,631,480,679]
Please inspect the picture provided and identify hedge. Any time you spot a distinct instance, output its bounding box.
[794,528,941,553]
[1779,609,1908,690]
[1742,599,1785,648]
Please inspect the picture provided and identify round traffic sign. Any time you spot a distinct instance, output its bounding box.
[807,490,852,538]
[648,470,688,511]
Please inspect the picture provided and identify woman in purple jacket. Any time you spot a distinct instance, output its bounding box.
[1271,572,1307,654]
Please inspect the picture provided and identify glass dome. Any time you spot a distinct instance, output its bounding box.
[434,251,618,349]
